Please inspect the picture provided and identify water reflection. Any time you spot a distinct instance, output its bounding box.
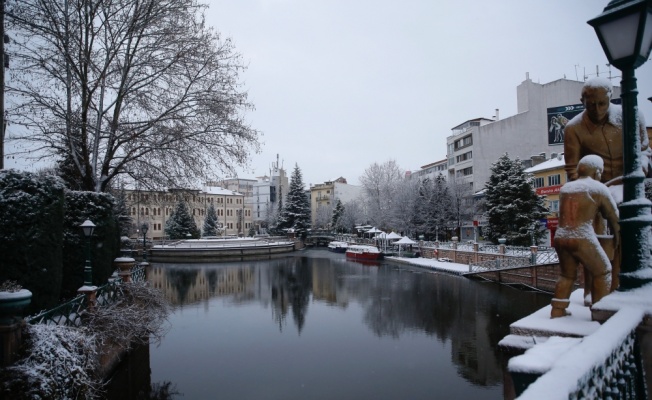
[143,251,549,399]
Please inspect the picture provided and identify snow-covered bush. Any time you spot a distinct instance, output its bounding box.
[0,324,101,399]
[0,283,170,399]
[0,169,65,313]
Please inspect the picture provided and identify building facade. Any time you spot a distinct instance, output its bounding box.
[446,75,621,194]
[524,153,567,246]
[309,177,363,228]
[250,163,289,233]
[410,159,448,181]
[125,186,253,239]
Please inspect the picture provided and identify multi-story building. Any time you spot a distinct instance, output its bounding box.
[446,75,622,237]
[410,159,448,181]
[125,186,253,239]
[524,152,567,246]
[446,75,621,194]
[310,177,363,228]
[250,159,289,233]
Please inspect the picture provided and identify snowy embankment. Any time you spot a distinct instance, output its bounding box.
[385,257,469,276]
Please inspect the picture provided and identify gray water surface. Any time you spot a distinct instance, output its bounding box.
[146,250,550,399]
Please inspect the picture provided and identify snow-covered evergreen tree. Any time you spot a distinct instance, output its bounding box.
[278,164,311,236]
[165,200,200,239]
[202,203,220,237]
[484,153,547,245]
[331,199,345,232]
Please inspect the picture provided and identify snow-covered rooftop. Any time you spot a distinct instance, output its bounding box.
[524,154,565,174]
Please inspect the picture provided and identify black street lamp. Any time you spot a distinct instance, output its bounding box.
[141,223,149,262]
[588,0,652,290]
[80,220,96,286]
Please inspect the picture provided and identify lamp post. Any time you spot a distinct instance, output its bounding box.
[141,223,148,262]
[80,220,96,286]
[588,0,652,290]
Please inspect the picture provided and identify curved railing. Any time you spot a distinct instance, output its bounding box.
[27,263,148,327]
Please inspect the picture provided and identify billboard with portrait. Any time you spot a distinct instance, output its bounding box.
[547,104,584,146]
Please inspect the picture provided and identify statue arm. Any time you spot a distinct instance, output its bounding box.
[564,125,581,181]
[600,192,620,249]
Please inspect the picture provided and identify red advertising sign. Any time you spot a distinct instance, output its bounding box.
[536,185,562,196]
[546,218,559,228]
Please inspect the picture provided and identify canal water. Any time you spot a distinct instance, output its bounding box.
[111,249,550,399]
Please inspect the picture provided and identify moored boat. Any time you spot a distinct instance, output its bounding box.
[328,241,349,253]
[345,245,382,260]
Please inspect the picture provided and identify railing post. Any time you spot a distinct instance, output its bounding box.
[114,257,136,284]
[530,245,538,265]
[77,285,98,312]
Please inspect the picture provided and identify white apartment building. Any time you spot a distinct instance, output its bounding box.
[446,74,621,194]
[125,186,253,239]
[410,159,448,182]
[250,161,289,233]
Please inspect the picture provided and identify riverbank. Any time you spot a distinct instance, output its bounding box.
[386,256,469,276]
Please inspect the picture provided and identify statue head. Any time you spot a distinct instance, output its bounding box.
[581,78,612,125]
[577,154,604,181]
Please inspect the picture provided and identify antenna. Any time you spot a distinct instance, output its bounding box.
[574,64,579,81]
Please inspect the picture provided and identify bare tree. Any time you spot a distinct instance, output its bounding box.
[359,159,404,230]
[313,203,333,230]
[448,178,474,238]
[6,0,260,192]
[337,199,365,233]
[390,177,419,236]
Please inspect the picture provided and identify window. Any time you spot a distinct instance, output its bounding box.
[532,177,544,188]
[548,174,561,186]
[456,167,473,178]
[549,200,560,212]
[456,151,472,163]
[454,135,473,150]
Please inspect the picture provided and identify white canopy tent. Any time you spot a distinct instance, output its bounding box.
[394,236,417,257]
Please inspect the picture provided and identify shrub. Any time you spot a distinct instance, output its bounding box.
[0,170,65,313]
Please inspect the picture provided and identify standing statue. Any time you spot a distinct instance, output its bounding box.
[563,77,649,301]
[564,77,649,184]
[551,155,620,318]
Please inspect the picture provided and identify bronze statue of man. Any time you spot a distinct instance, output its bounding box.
[564,77,649,184]
[551,155,620,318]
[563,78,649,299]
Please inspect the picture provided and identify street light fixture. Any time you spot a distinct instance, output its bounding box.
[141,223,149,262]
[80,220,96,286]
[588,0,652,290]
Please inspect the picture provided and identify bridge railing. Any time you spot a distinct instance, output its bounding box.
[515,308,645,399]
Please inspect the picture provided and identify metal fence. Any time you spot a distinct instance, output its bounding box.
[27,263,148,327]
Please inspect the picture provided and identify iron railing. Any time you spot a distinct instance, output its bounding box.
[27,294,86,326]
[27,263,148,327]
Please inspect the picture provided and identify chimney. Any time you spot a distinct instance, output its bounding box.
[495,109,500,121]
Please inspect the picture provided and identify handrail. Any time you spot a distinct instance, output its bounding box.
[27,294,87,326]
[27,263,148,327]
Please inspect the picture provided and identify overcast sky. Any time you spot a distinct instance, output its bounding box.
[4,0,652,188]
[207,0,652,186]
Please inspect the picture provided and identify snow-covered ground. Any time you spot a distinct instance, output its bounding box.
[385,256,470,275]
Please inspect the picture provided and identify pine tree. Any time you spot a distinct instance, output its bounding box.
[331,200,345,232]
[484,153,548,245]
[278,164,311,236]
[202,203,220,237]
[165,200,200,239]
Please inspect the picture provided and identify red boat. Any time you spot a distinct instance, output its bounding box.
[345,245,382,261]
